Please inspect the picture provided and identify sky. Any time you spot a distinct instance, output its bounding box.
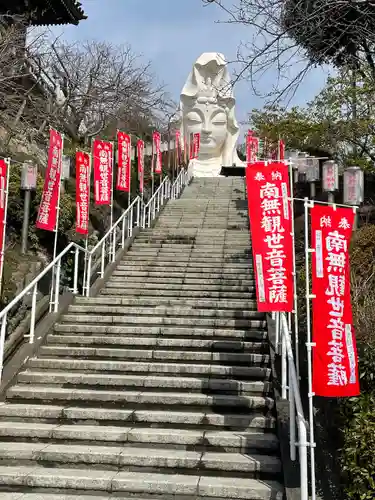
[50,0,330,134]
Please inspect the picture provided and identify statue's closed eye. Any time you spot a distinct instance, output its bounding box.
[186,112,201,123]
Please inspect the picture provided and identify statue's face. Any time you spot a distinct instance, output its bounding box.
[184,101,227,158]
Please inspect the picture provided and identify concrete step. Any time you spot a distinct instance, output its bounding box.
[0,422,279,452]
[116,262,254,271]
[135,238,251,245]
[0,404,276,430]
[6,386,274,410]
[53,323,267,341]
[66,304,264,319]
[58,314,266,329]
[37,346,270,365]
[110,270,254,280]
[17,371,271,395]
[0,441,282,476]
[75,296,258,310]
[105,278,256,288]
[27,357,271,379]
[103,283,257,293]
[127,248,252,257]
[130,243,251,250]
[46,335,267,353]
[0,466,284,499]
[100,288,256,299]
[121,255,252,264]
[0,494,137,500]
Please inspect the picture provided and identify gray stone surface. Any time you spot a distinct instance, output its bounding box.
[0,177,284,498]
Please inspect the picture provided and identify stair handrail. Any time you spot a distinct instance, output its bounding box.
[142,175,171,228]
[85,196,141,296]
[171,167,189,200]
[0,241,89,382]
[278,311,309,500]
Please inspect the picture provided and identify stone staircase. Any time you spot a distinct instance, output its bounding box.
[0,177,285,499]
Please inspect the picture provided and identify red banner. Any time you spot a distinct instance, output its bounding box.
[36,129,63,231]
[116,131,131,192]
[190,133,200,159]
[137,140,144,194]
[0,159,8,254]
[246,162,294,312]
[246,131,259,164]
[93,140,113,205]
[153,131,162,175]
[175,130,181,164]
[76,152,90,235]
[311,204,359,397]
[279,140,285,161]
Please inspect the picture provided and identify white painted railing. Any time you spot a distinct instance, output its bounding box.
[0,241,89,380]
[277,311,309,500]
[84,196,140,296]
[171,167,191,199]
[142,176,171,229]
[0,168,191,383]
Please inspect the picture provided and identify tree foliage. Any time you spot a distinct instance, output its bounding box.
[249,70,375,170]
[204,0,375,100]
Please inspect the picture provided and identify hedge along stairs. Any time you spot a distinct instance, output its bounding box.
[0,177,284,499]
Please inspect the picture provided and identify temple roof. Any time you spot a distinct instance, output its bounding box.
[0,0,87,25]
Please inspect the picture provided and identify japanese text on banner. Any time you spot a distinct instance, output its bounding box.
[175,130,182,164]
[93,140,113,206]
[190,133,200,160]
[76,152,90,235]
[311,205,360,397]
[116,131,131,192]
[0,159,8,253]
[246,131,259,164]
[153,131,162,175]
[246,162,294,312]
[36,129,62,231]
[137,140,144,194]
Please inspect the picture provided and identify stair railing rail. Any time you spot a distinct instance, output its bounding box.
[142,175,171,229]
[171,167,190,200]
[277,311,309,500]
[0,168,193,382]
[85,196,141,297]
[0,241,89,383]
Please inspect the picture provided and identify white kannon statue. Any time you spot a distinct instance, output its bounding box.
[179,52,244,177]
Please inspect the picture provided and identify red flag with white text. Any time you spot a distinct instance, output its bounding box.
[279,140,285,160]
[76,152,90,235]
[246,131,259,164]
[137,140,144,194]
[175,130,181,164]
[116,131,131,192]
[246,162,294,312]
[36,129,63,231]
[311,204,359,397]
[0,159,9,254]
[93,140,113,205]
[190,133,200,159]
[153,131,162,175]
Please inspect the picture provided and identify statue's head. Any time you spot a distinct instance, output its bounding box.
[179,52,242,166]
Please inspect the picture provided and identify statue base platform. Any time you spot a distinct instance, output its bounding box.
[188,160,245,178]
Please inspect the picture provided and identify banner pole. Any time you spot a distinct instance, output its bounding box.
[151,135,155,198]
[110,141,115,261]
[82,152,91,296]
[0,158,10,296]
[49,133,64,313]
[303,196,316,500]
[289,160,300,382]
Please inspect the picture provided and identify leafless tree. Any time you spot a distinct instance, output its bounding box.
[0,15,54,148]
[46,40,169,143]
[203,0,375,102]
